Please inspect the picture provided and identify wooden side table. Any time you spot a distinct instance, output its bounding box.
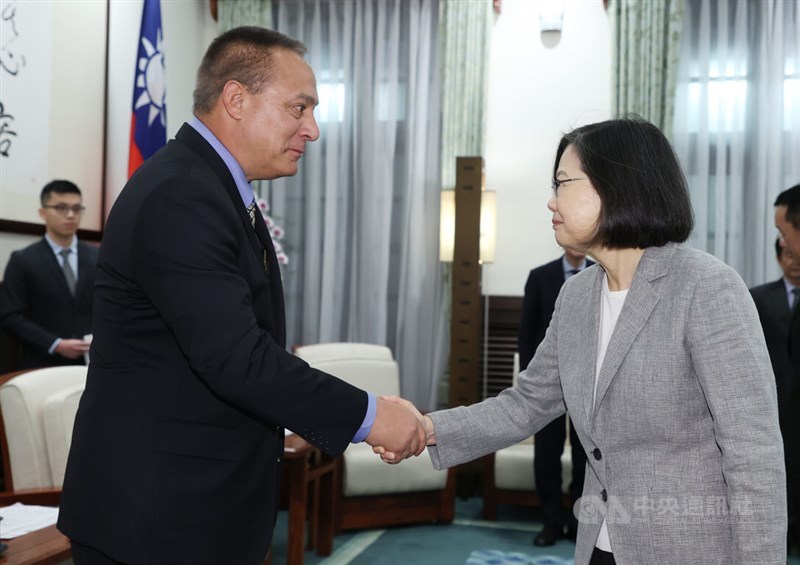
[0,524,70,565]
[266,434,337,565]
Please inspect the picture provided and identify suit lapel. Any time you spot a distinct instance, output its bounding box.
[251,205,286,335]
[175,125,271,272]
[592,278,659,419]
[580,267,603,425]
[767,281,791,325]
[589,245,672,421]
[547,259,564,289]
[74,242,92,301]
[174,123,287,344]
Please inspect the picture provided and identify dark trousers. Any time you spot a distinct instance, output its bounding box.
[589,548,616,565]
[71,542,127,565]
[534,414,588,532]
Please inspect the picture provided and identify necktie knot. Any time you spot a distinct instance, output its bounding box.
[247,199,257,228]
[568,268,580,277]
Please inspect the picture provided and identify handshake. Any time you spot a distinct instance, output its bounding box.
[364,396,437,464]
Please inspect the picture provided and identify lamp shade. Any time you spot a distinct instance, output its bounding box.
[439,190,456,262]
[479,190,497,264]
[439,189,497,263]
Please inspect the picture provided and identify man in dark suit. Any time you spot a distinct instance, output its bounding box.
[518,247,591,546]
[750,238,800,431]
[774,183,800,556]
[0,180,97,369]
[58,27,424,565]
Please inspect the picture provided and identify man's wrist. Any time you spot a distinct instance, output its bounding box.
[351,392,376,443]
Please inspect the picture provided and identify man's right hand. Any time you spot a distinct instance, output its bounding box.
[364,397,427,463]
[55,338,90,359]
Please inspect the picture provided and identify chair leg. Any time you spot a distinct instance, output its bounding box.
[316,459,335,556]
[482,454,498,520]
[307,476,319,551]
[439,467,456,523]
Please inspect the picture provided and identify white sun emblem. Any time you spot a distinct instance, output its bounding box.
[134,29,166,128]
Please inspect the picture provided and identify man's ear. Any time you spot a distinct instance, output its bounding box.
[220,80,246,120]
[37,207,46,221]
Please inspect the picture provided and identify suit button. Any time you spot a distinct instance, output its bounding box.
[593,448,602,460]
[601,489,608,502]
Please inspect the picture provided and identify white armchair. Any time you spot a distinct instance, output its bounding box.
[0,366,87,498]
[42,382,85,488]
[294,343,455,531]
[481,353,572,520]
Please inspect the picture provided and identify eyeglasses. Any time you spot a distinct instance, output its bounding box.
[551,177,588,191]
[43,204,86,216]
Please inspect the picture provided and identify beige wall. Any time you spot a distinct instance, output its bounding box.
[0,0,218,279]
[481,0,612,296]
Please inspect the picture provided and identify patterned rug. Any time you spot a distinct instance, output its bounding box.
[466,550,574,565]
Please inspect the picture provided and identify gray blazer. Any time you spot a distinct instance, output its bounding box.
[429,243,786,564]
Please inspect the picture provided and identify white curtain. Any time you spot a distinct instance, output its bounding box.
[610,0,686,136]
[672,0,800,286]
[264,0,444,410]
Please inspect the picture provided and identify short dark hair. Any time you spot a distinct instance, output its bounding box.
[40,180,81,207]
[552,117,694,249]
[774,184,800,229]
[775,237,783,257]
[193,26,307,115]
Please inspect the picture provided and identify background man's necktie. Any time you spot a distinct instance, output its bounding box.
[567,268,579,278]
[792,287,800,312]
[60,248,76,295]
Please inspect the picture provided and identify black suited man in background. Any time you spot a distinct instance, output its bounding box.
[0,180,97,369]
[772,183,800,556]
[518,247,591,546]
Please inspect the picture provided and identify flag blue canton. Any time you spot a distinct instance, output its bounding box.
[129,0,166,175]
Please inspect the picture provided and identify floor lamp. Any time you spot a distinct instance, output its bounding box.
[440,157,496,409]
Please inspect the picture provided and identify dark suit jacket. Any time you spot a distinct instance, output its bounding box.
[0,238,97,368]
[58,124,368,565]
[750,279,793,427]
[518,257,593,368]
[786,290,800,518]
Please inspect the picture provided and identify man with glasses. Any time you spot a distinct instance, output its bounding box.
[0,180,98,368]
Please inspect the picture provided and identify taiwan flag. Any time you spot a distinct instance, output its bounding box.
[128,0,166,178]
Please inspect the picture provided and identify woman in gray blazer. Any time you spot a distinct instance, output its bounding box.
[381,118,786,564]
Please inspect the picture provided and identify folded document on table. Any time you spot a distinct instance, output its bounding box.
[0,503,59,539]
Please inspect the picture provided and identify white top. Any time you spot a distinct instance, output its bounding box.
[594,274,628,553]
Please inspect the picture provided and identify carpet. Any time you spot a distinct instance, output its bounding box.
[465,550,574,565]
[269,498,800,564]
[269,498,577,564]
